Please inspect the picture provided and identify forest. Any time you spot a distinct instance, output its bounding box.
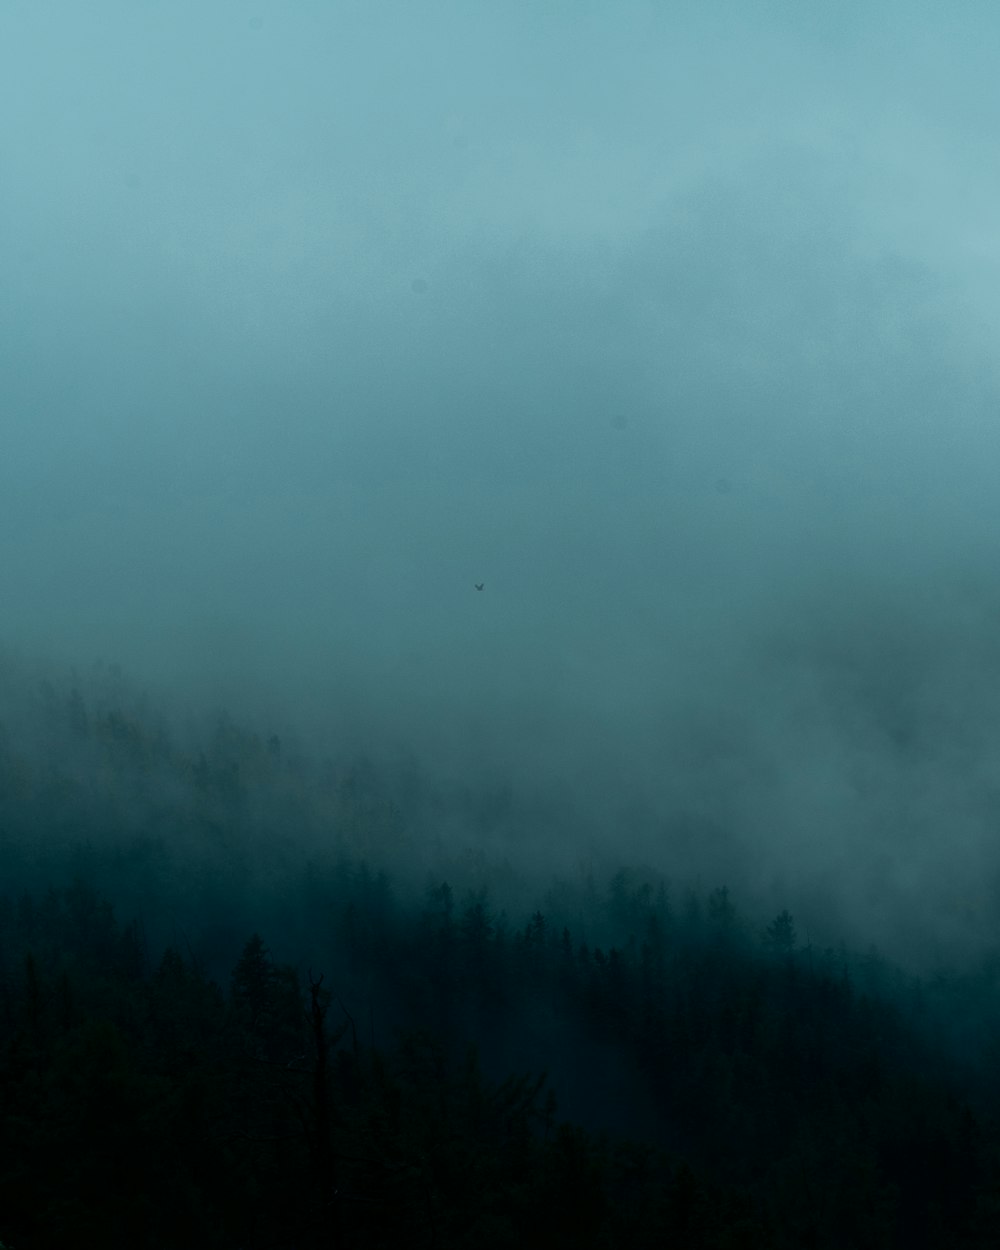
[6,0,1000,1245]
[3,663,1000,1248]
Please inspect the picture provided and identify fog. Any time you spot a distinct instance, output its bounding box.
[3,1,1000,967]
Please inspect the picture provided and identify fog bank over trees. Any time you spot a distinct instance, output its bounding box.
[3,2,1000,971]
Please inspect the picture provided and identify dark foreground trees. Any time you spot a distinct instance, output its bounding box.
[3,876,1000,1249]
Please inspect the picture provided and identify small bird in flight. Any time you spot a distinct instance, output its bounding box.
[474,583,485,591]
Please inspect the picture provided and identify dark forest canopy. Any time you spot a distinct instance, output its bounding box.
[3,659,1000,1246]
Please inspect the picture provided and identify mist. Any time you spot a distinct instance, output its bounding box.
[3,1,1000,969]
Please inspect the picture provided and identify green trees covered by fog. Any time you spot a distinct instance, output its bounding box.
[3,674,1000,1246]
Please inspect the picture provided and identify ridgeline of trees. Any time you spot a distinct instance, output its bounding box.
[2,669,1000,1246]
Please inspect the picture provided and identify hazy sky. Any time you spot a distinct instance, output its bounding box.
[3,2,1000,961]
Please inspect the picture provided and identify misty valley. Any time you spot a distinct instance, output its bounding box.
[5,1,1000,1245]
